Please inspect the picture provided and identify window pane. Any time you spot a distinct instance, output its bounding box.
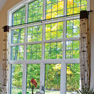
[66,41,79,59]
[27,64,40,94]
[45,42,63,59]
[66,19,80,38]
[67,0,87,15]
[45,64,61,94]
[46,0,64,19]
[27,44,42,60]
[11,46,24,60]
[28,0,43,23]
[11,64,22,94]
[13,6,25,25]
[27,25,42,42]
[66,64,80,93]
[45,22,63,40]
[11,28,25,44]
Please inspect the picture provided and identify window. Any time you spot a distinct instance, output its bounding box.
[8,0,88,94]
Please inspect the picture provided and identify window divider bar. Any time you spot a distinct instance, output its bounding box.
[25,3,28,23]
[63,21,67,60]
[8,59,80,64]
[43,0,46,20]
[64,0,67,15]
[40,62,45,93]
[9,15,80,30]
[22,63,27,94]
[24,27,27,60]
[60,63,66,94]
[42,24,45,60]
[10,37,79,46]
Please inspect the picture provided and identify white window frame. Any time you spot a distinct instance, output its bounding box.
[7,0,90,94]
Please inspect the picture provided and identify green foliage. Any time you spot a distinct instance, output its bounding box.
[67,0,87,15]
[45,64,61,90]
[18,91,22,94]
[45,42,62,59]
[11,29,25,44]
[11,46,24,60]
[27,26,42,42]
[67,64,80,91]
[28,0,43,22]
[13,6,25,25]
[66,41,79,59]
[12,65,22,88]
[27,44,42,60]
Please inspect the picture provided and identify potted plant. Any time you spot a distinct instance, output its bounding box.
[29,78,37,94]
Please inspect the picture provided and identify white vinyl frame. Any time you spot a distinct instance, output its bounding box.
[7,0,90,94]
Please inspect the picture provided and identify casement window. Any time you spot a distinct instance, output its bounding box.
[8,0,88,94]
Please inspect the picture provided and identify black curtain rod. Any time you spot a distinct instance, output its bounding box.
[2,10,93,31]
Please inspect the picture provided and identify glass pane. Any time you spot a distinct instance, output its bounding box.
[28,0,43,23]
[46,0,64,19]
[66,19,80,38]
[45,22,63,40]
[27,25,42,42]
[27,44,42,60]
[11,28,25,44]
[27,64,40,94]
[67,0,87,15]
[11,64,22,94]
[45,42,63,59]
[45,64,61,94]
[11,46,24,60]
[66,64,80,93]
[66,41,79,59]
[13,6,25,25]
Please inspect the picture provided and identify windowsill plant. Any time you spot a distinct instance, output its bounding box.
[29,78,37,94]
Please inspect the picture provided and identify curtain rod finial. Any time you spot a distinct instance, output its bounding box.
[2,25,9,32]
[80,10,88,19]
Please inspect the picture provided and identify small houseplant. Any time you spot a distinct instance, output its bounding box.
[29,78,37,94]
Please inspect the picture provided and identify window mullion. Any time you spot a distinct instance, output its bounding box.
[63,20,67,60]
[22,4,28,92]
[25,3,28,23]
[42,24,45,60]
[43,0,46,20]
[24,27,27,60]
[64,0,67,15]
[60,62,66,94]
[23,27,27,94]
[61,19,67,94]
[87,0,90,11]
[22,63,27,94]
[40,24,45,93]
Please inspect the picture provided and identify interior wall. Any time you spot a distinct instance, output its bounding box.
[0,0,94,90]
[0,0,22,85]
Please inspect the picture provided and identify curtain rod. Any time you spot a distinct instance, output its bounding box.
[2,10,93,32]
